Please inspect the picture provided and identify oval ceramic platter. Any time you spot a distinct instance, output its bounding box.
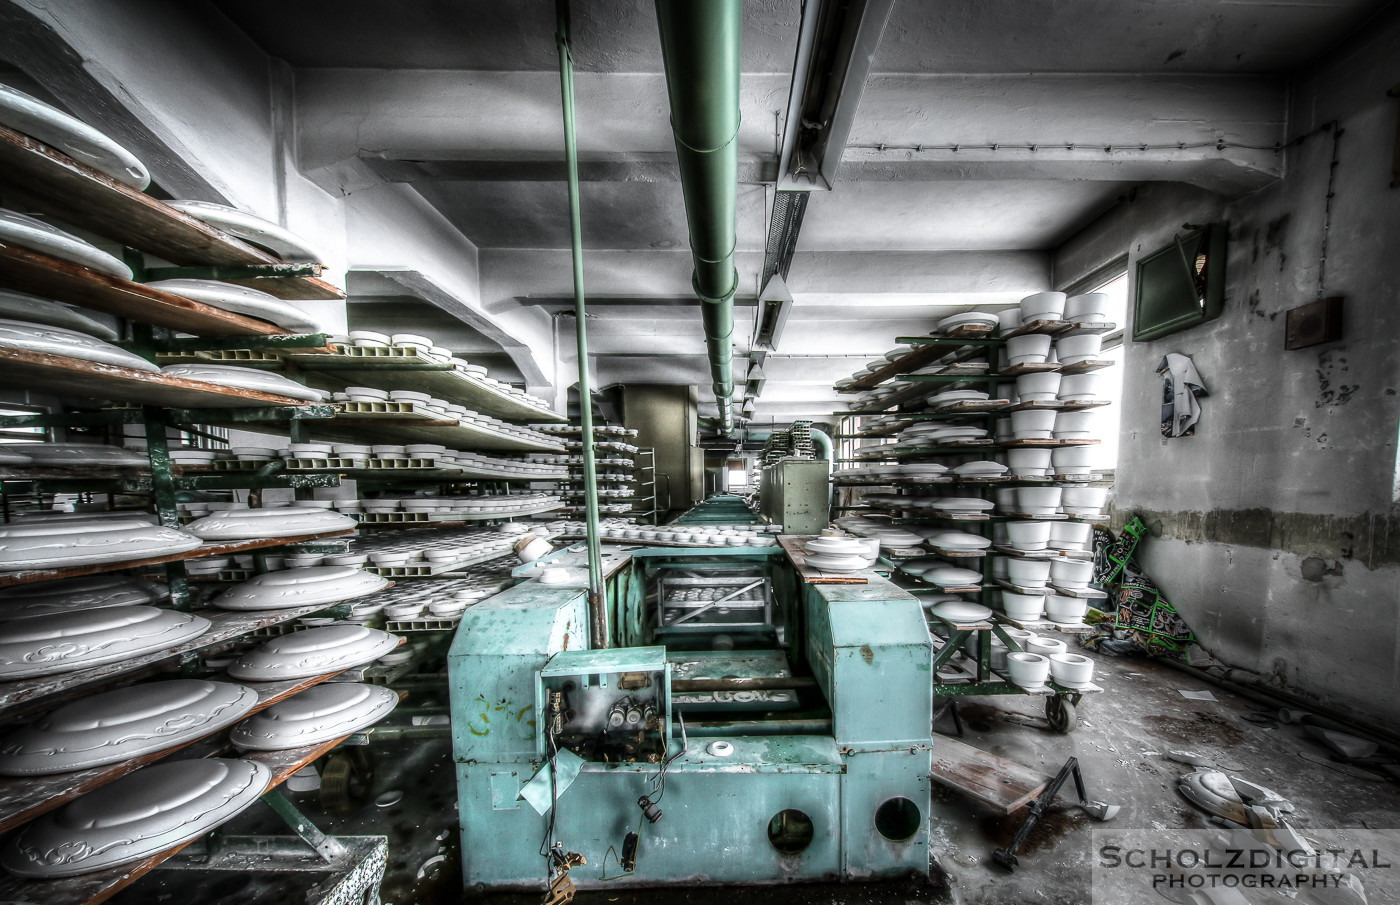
[928,601,994,623]
[0,84,150,189]
[212,566,390,611]
[0,209,131,280]
[0,443,149,467]
[0,318,156,372]
[1,758,269,878]
[0,606,211,679]
[159,364,326,402]
[0,290,119,340]
[0,520,202,570]
[145,279,321,333]
[0,575,166,619]
[167,200,322,263]
[183,507,356,541]
[229,683,396,751]
[227,625,400,681]
[0,680,257,775]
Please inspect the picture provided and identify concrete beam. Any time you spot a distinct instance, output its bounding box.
[362,151,777,185]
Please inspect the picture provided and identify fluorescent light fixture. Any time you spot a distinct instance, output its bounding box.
[752,275,794,351]
[776,0,897,191]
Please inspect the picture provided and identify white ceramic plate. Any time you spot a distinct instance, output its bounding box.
[896,556,944,577]
[803,536,867,556]
[160,364,327,402]
[146,279,322,333]
[936,311,998,333]
[0,442,149,467]
[931,389,990,404]
[0,680,257,775]
[0,575,165,618]
[0,606,211,678]
[923,566,983,587]
[0,521,202,570]
[0,209,131,279]
[926,531,993,550]
[0,289,118,340]
[227,625,400,680]
[184,506,356,542]
[212,566,390,610]
[802,553,870,573]
[229,683,397,751]
[929,601,994,623]
[168,200,323,263]
[952,461,1008,477]
[929,498,996,512]
[0,84,150,189]
[0,317,156,372]
[1,758,269,877]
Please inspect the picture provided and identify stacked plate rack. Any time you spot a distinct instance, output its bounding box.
[828,295,1119,733]
[527,424,655,522]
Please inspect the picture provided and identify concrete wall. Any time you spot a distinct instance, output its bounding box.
[1053,6,1400,724]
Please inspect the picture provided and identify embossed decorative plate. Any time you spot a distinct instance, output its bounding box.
[0,317,155,372]
[0,84,150,189]
[0,606,211,678]
[183,506,356,541]
[0,575,166,618]
[159,364,327,402]
[227,625,399,680]
[212,566,389,611]
[0,520,203,570]
[0,289,118,340]
[230,683,396,751]
[0,680,257,774]
[145,279,321,333]
[1,758,269,877]
[0,209,132,279]
[167,200,322,263]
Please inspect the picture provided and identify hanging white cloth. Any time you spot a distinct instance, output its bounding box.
[1157,353,1208,438]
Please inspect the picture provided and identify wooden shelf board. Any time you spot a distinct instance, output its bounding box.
[0,670,347,835]
[0,124,342,301]
[0,529,354,589]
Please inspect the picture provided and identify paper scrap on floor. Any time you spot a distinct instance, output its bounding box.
[1178,689,1218,702]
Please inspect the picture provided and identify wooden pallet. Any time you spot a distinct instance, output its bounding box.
[776,536,870,584]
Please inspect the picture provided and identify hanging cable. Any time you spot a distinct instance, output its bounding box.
[1316,122,1343,300]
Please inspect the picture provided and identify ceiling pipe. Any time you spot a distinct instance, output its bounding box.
[653,0,742,435]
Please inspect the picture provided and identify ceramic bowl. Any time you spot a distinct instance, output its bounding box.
[1061,485,1109,514]
[231,446,277,461]
[1053,411,1094,438]
[1052,446,1098,475]
[1050,520,1093,550]
[1049,652,1096,687]
[1005,652,1050,690]
[1065,293,1110,323]
[370,551,412,567]
[1019,291,1067,324]
[1000,590,1045,620]
[1005,334,1051,365]
[390,333,434,349]
[1057,373,1103,402]
[1015,486,1062,515]
[1014,372,1061,404]
[349,330,390,347]
[1005,558,1051,587]
[1026,636,1067,658]
[1054,334,1102,365]
[1005,520,1052,550]
[1009,409,1056,440]
[1005,448,1052,477]
[996,307,1021,331]
[1045,594,1090,625]
[1050,558,1095,588]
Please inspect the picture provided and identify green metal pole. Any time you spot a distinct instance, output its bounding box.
[556,0,608,647]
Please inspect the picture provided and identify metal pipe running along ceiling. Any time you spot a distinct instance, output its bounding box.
[654,0,741,435]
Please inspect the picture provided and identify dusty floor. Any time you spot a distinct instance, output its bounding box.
[116,650,1400,905]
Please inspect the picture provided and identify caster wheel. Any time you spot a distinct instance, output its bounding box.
[319,748,375,816]
[1046,695,1077,734]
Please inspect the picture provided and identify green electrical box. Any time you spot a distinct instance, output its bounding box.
[1132,222,1227,342]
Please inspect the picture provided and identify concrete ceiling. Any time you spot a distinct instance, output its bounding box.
[214,0,1386,431]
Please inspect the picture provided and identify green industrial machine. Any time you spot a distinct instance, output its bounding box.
[448,544,934,892]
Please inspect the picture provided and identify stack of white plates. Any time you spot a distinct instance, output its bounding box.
[212,566,390,610]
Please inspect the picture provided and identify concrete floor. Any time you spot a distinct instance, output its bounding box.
[115,651,1400,905]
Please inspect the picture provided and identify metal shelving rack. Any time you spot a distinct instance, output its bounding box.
[831,318,1117,733]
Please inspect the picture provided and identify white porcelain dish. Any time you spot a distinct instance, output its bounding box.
[212,566,390,611]
[925,531,992,550]
[936,310,998,333]
[0,680,257,775]
[927,497,995,513]
[802,553,870,573]
[1005,652,1050,690]
[951,460,1007,477]
[803,536,867,557]
[0,520,202,570]
[1026,636,1067,657]
[0,575,165,618]
[230,683,397,751]
[168,200,323,263]
[0,84,150,188]
[146,279,321,333]
[923,566,983,587]
[184,506,356,541]
[0,209,131,279]
[0,443,149,467]
[1049,651,1095,687]
[160,364,326,402]
[0,606,210,678]
[227,625,400,681]
[2,758,269,877]
[0,317,156,371]
[0,290,119,341]
[928,601,993,623]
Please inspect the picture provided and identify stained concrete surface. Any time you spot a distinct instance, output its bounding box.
[115,649,1400,905]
